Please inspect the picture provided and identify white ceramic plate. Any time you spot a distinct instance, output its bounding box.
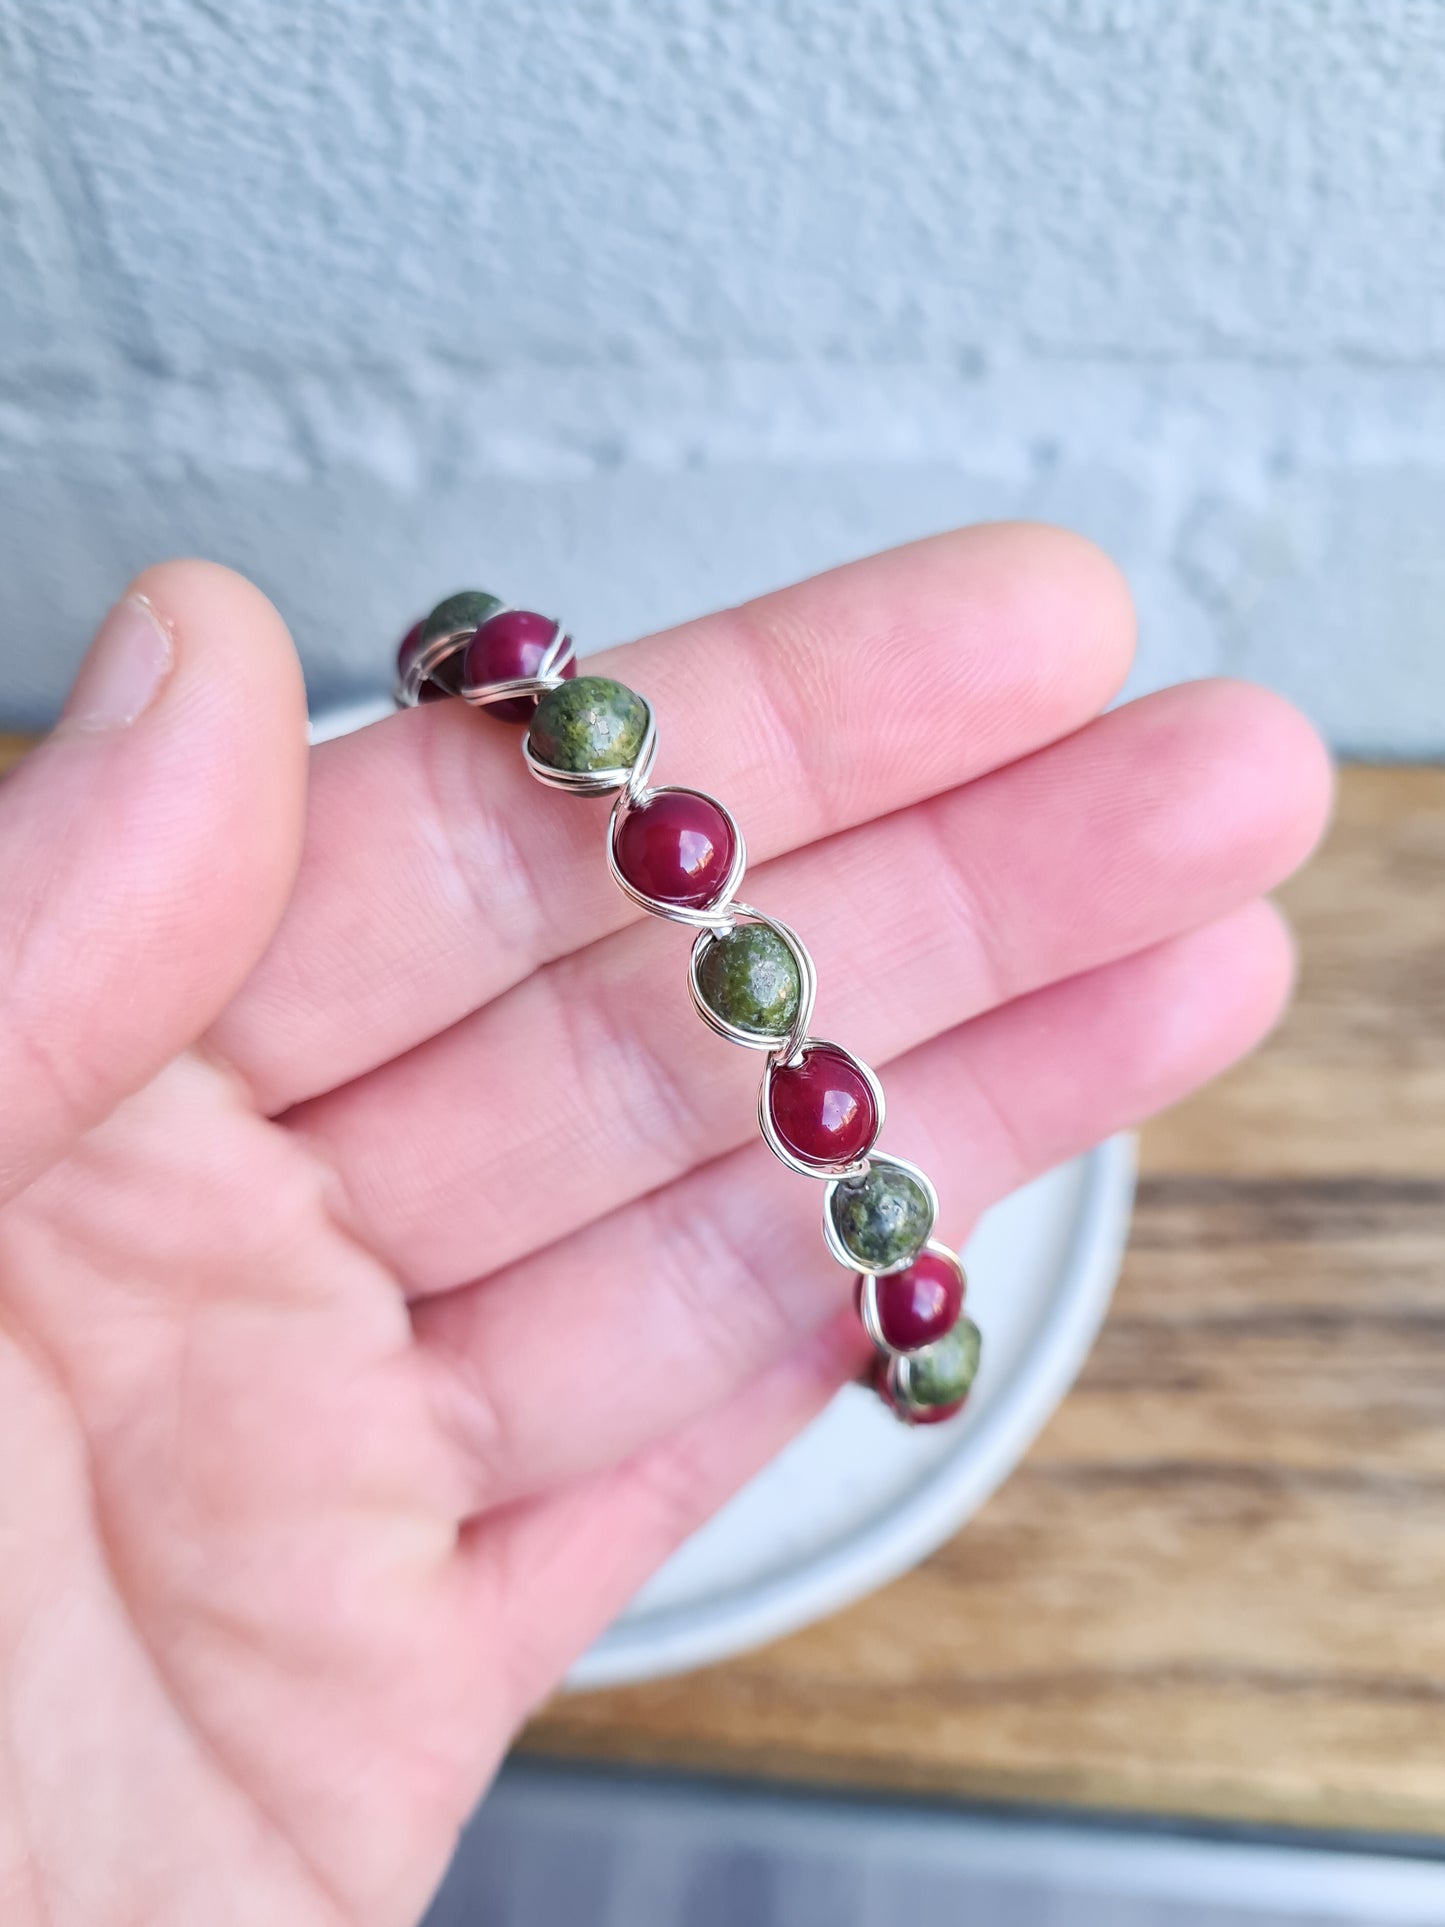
[308,702,1135,1691]
[569,1138,1135,1688]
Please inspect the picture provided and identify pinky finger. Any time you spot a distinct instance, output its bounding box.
[462,1311,870,1726]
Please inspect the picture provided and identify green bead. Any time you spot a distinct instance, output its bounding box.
[529,676,649,774]
[696,924,801,1038]
[420,589,505,644]
[907,1316,982,1408]
[829,1164,933,1271]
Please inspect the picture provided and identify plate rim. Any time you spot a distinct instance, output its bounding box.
[566,1134,1136,1690]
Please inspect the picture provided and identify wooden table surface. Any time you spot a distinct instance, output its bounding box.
[525,766,1445,1836]
[3,734,1440,1834]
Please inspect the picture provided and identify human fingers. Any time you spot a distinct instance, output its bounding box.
[294,681,1327,1291]
[417,901,1296,1509]
[0,562,307,1204]
[209,525,1134,1109]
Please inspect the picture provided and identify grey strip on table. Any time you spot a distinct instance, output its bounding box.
[424,1763,1445,1927]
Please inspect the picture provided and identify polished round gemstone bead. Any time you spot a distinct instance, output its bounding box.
[767,1045,879,1168]
[872,1249,963,1352]
[396,618,425,676]
[406,591,505,704]
[614,790,736,910]
[529,676,649,774]
[829,1164,932,1271]
[463,608,575,723]
[420,589,506,648]
[696,923,801,1038]
[871,1353,966,1424]
[907,1314,981,1411]
[396,617,453,702]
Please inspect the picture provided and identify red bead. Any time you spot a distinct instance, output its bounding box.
[396,618,452,702]
[768,1045,878,1168]
[463,609,574,723]
[614,790,736,910]
[396,618,425,675]
[872,1250,963,1352]
[911,1395,968,1426]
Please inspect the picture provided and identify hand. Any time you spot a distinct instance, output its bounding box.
[0,531,1329,1925]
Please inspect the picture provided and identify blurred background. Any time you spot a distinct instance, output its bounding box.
[3,4,1444,1925]
[2,0,1442,751]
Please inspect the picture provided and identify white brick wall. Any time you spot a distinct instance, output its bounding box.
[2,0,1442,750]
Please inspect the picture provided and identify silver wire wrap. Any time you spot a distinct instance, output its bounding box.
[392,604,577,712]
[607,785,747,930]
[822,1152,939,1276]
[858,1240,967,1362]
[465,616,575,709]
[755,1041,885,1184]
[393,622,474,706]
[393,595,976,1424]
[522,702,660,799]
[688,906,817,1058]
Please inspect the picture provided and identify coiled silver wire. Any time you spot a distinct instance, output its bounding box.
[394,599,970,1424]
[393,606,577,712]
[607,786,748,930]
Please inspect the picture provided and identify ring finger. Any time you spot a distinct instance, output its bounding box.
[416,901,1295,1510]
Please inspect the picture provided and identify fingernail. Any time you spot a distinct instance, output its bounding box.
[60,594,174,733]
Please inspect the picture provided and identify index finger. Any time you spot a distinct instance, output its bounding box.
[208,524,1134,1110]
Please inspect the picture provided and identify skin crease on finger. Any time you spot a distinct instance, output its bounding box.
[0,542,1332,1927]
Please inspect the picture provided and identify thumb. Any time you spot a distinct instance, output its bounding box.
[0,560,308,1203]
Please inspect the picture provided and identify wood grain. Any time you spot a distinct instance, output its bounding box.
[1144,766,1445,1178]
[3,730,1441,1831]
[525,766,1445,1835]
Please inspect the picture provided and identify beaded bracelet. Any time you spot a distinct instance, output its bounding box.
[393,591,983,1425]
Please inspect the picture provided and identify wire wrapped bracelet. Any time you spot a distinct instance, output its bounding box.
[393,592,983,1425]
